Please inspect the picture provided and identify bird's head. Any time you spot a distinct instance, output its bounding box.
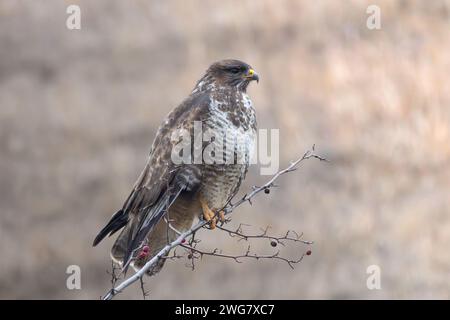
[197,59,259,92]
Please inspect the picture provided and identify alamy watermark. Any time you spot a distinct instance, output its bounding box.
[66,265,81,290]
[66,5,81,30]
[366,5,381,30]
[366,264,381,290]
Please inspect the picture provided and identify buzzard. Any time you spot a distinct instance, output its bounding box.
[93,59,259,275]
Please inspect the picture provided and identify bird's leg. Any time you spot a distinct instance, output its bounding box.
[200,197,217,229]
[218,210,225,223]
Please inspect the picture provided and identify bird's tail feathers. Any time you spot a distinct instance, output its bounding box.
[92,209,128,246]
[120,185,185,273]
[110,220,134,265]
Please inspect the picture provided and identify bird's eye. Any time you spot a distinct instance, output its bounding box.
[229,67,240,74]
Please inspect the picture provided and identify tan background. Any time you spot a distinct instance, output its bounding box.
[1,0,449,299]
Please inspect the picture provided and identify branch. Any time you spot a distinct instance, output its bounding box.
[224,144,327,213]
[217,224,313,246]
[180,243,308,270]
[101,145,326,300]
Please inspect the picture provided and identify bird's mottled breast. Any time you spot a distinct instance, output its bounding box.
[208,89,256,131]
[199,88,257,210]
[206,88,257,163]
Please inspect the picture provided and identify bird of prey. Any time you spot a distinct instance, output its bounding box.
[93,59,259,275]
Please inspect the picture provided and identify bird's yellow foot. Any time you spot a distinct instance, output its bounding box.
[218,210,225,223]
[200,198,217,229]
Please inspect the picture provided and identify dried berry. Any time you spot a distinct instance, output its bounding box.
[137,245,150,259]
[187,254,193,259]
[306,250,312,256]
[270,240,278,247]
[138,252,147,259]
[264,188,270,194]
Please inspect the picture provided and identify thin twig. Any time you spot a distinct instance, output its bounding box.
[217,224,313,245]
[139,276,150,300]
[180,244,307,270]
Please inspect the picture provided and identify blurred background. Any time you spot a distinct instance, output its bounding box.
[1,0,449,299]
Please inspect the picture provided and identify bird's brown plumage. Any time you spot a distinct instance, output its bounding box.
[93,59,258,275]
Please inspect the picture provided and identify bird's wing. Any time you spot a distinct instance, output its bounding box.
[93,92,211,269]
[120,163,202,271]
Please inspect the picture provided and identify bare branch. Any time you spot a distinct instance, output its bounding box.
[101,146,325,300]
[139,277,150,300]
[179,243,308,270]
[216,224,313,246]
[223,146,327,217]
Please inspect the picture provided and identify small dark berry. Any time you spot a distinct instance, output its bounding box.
[187,254,193,259]
[181,238,186,244]
[270,240,277,247]
[306,250,312,256]
[264,188,270,194]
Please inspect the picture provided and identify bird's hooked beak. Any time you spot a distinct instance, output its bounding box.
[245,68,259,83]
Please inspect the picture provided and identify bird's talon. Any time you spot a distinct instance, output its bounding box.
[210,218,216,229]
[218,210,225,223]
[200,198,217,230]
